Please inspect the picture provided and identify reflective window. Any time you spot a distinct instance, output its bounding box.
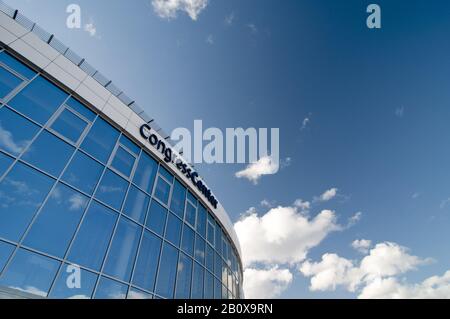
[127,288,153,299]
[132,230,161,292]
[159,166,173,183]
[103,217,141,282]
[111,146,136,177]
[132,152,157,194]
[0,151,13,176]
[170,179,186,218]
[204,271,214,299]
[146,200,167,236]
[154,176,171,205]
[214,252,222,279]
[49,264,97,299]
[81,117,119,164]
[197,205,207,237]
[191,262,204,299]
[0,66,22,99]
[0,249,60,297]
[174,253,192,299]
[50,108,88,143]
[0,51,35,79]
[181,225,195,256]
[187,191,197,206]
[205,244,214,273]
[68,201,117,271]
[22,130,74,177]
[23,183,89,258]
[94,277,127,299]
[206,214,215,246]
[65,97,96,122]
[95,169,128,211]
[0,107,40,156]
[214,278,222,299]
[195,235,205,265]
[0,162,54,241]
[215,222,222,255]
[62,151,104,195]
[119,135,139,156]
[155,242,178,298]
[185,201,197,228]
[0,240,14,273]
[122,185,149,224]
[9,76,68,125]
[165,213,182,247]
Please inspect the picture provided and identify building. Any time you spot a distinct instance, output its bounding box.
[0,1,243,299]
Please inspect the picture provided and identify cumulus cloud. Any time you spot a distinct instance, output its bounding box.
[235,156,280,184]
[243,267,293,299]
[293,199,311,212]
[351,239,372,254]
[151,0,208,21]
[314,188,338,202]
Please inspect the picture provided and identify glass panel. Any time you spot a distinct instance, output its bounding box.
[132,230,161,292]
[111,146,135,177]
[204,271,214,299]
[191,262,204,299]
[68,201,117,271]
[197,205,207,237]
[0,66,22,99]
[103,217,141,282]
[119,135,140,155]
[146,200,167,236]
[159,166,173,183]
[187,191,197,205]
[0,249,60,297]
[50,109,88,143]
[127,288,153,299]
[0,240,14,273]
[181,224,195,256]
[222,284,228,299]
[0,51,35,79]
[214,278,222,299]
[185,201,196,228]
[0,107,40,156]
[205,244,214,273]
[66,97,96,122]
[9,76,68,125]
[165,213,182,247]
[94,277,127,299]
[174,253,192,299]
[155,242,178,299]
[0,151,13,176]
[22,130,74,177]
[214,252,222,279]
[215,222,222,255]
[81,117,119,164]
[23,183,89,258]
[195,235,205,265]
[95,169,128,211]
[207,217,215,246]
[0,162,54,241]
[49,263,97,299]
[122,185,149,224]
[154,176,170,205]
[62,151,104,195]
[132,152,157,194]
[170,179,186,218]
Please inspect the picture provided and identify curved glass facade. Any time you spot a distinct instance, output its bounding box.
[0,48,243,299]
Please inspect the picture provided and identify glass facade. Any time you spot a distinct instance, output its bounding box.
[0,48,242,299]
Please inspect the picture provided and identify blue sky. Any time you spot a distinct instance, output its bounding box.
[6,0,450,298]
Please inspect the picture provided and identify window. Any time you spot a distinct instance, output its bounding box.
[195,235,206,265]
[81,117,119,164]
[146,200,167,236]
[50,108,89,144]
[159,166,173,183]
[0,107,40,156]
[0,240,14,273]
[127,288,153,299]
[0,162,54,242]
[215,221,222,255]
[205,244,214,273]
[62,151,104,195]
[154,175,171,205]
[94,277,128,299]
[181,224,195,256]
[191,262,204,298]
[103,217,141,282]
[111,146,136,177]
[174,253,192,299]
[185,201,197,228]
[0,151,13,177]
[0,51,35,80]
[132,230,161,292]
[22,130,75,177]
[214,278,222,299]
[155,242,178,298]
[49,264,97,299]
[197,204,207,237]
[68,201,117,271]
[132,152,157,194]
[204,271,214,299]
[119,135,140,156]
[0,249,60,298]
[187,191,197,206]
[65,97,96,122]
[206,214,215,246]
[0,66,22,99]
[8,76,68,125]
[165,212,182,247]
[214,252,222,279]
[122,185,149,224]
[23,183,89,258]
[170,179,186,218]
[95,169,128,211]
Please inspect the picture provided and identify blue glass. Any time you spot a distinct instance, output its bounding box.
[195,235,206,265]
[174,253,192,299]
[185,201,197,227]
[0,249,60,297]
[0,107,40,156]
[122,185,149,224]
[215,222,222,255]
[49,264,97,299]
[191,262,204,298]
[68,201,117,271]
[103,217,141,282]
[170,179,186,218]
[154,176,171,205]
[165,213,182,247]
[132,230,161,292]
[205,244,214,273]
[197,205,207,237]
[81,117,119,163]
[187,191,197,205]
[214,252,222,279]
[181,225,195,256]
[155,242,178,298]
[0,151,13,176]
[133,152,157,194]
[0,162,54,241]
[127,288,153,299]
[50,109,88,143]
[24,183,88,258]
[62,151,104,195]
[206,215,215,245]
[214,278,222,299]
[146,200,167,236]
[159,166,173,183]
[119,135,140,155]
[9,76,68,125]
[94,277,127,299]
[111,146,136,177]
[22,130,75,177]
[66,97,96,122]
[0,240,14,273]
[95,169,128,210]
[0,51,35,79]
[204,271,214,299]
[0,66,22,99]
[222,284,228,299]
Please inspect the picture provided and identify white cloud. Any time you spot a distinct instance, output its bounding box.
[351,239,372,254]
[260,199,276,209]
[247,23,258,34]
[314,188,338,202]
[395,106,405,118]
[0,125,28,154]
[152,0,208,21]
[293,199,310,212]
[84,22,97,37]
[235,156,280,184]
[243,266,293,299]
[347,212,362,228]
[301,117,310,130]
[224,12,235,26]
[206,34,214,45]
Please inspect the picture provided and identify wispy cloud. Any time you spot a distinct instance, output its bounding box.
[247,23,258,34]
[83,19,98,37]
[151,0,208,21]
[206,34,214,45]
[225,12,235,26]
[395,106,405,118]
[301,117,310,130]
